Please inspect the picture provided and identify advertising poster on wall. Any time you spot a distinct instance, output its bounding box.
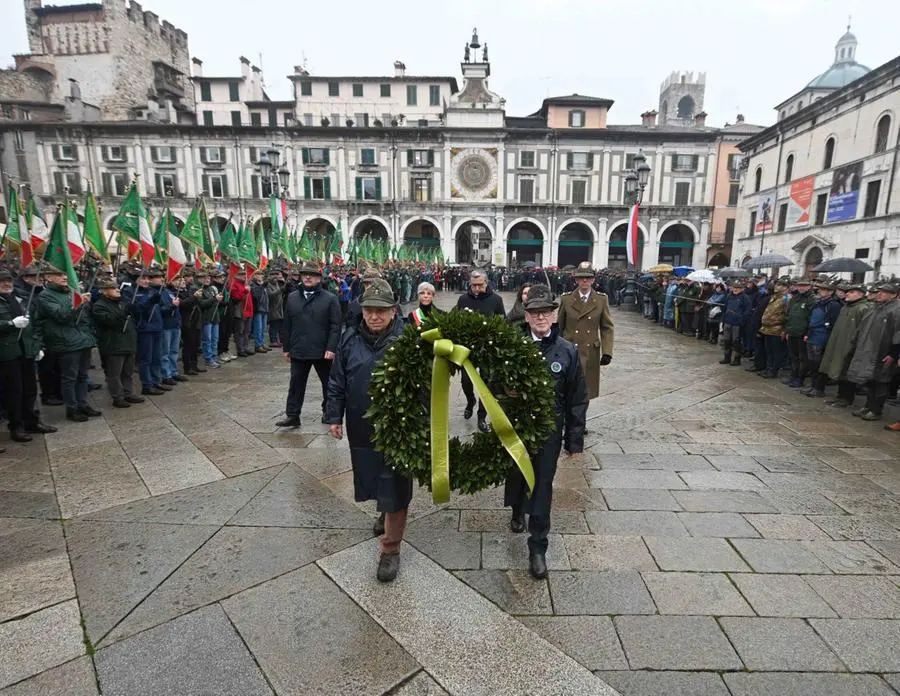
[786,176,815,228]
[755,194,775,233]
[826,161,863,223]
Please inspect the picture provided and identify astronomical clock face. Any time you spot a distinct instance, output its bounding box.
[450,147,498,199]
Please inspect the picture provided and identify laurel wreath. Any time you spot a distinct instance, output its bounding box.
[366,310,557,495]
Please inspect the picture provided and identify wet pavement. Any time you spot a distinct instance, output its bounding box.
[1,291,899,695]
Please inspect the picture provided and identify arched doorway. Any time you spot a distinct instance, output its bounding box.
[354,218,388,241]
[403,219,440,248]
[708,252,730,268]
[608,224,644,270]
[506,221,543,267]
[557,222,593,267]
[658,224,695,266]
[455,220,491,265]
[804,247,823,278]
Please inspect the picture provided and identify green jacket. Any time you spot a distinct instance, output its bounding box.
[91,295,137,356]
[820,298,872,381]
[201,284,222,324]
[785,291,815,337]
[0,293,39,361]
[34,283,96,353]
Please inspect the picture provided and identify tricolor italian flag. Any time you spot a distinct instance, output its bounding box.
[627,203,640,270]
[113,184,156,267]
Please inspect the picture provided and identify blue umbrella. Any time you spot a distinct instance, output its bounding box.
[673,266,695,277]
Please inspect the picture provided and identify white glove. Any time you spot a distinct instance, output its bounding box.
[36,350,44,362]
[12,316,29,329]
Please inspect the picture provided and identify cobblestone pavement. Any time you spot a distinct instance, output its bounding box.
[2,291,899,695]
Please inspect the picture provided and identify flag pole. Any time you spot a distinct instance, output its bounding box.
[19,198,62,339]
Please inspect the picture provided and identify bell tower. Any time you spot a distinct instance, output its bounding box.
[658,71,706,126]
[445,28,505,128]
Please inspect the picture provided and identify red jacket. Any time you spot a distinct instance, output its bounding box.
[229,279,254,319]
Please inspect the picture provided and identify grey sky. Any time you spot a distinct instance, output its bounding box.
[2,0,897,127]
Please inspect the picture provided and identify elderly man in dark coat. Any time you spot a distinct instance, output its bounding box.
[821,283,871,408]
[557,262,614,402]
[325,278,411,582]
[505,284,587,580]
[847,282,900,421]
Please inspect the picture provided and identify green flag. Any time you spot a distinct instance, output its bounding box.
[199,200,215,262]
[237,220,258,270]
[152,210,168,266]
[329,222,343,263]
[219,219,239,262]
[82,187,108,263]
[180,203,205,256]
[44,205,82,304]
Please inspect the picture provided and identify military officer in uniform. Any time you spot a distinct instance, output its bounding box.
[557,262,615,410]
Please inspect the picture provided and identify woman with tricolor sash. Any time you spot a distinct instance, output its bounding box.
[406,282,444,328]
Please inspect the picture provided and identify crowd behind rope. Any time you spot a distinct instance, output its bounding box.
[632,272,900,431]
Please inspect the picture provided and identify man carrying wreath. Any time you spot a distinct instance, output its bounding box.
[505,284,588,579]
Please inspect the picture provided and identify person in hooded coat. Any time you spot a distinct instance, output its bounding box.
[821,283,872,408]
[505,284,587,580]
[325,278,412,583]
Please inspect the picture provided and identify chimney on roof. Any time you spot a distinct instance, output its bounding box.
[394,60,406,78]
[240,55,250,80]
[694,111,707,127]
[68,78,81,101]
[641,109,658,128]
[736,113,745,123]
[191,57,203,77]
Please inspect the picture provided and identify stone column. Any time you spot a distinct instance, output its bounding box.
[600,148,612,203]
[652,148,665,205]
[183,144,196,197]
[644,217,661,269]
[695,218,711,268]
[337,145,346,201]
[494,212,505,266]
[36,141,50,195]
[442,213,453,263]
[443,144,452,200]
[595,217,609,268]
[496,143,505,201]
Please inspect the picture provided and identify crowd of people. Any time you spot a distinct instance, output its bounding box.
[635,273,900,430]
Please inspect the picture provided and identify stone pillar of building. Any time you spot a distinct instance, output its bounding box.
[600,149,612,204]
[695,218,711,268]
[442,213,453,264]
[644,217,661,269]
[443,144,452,200]
[595,217,609,269]
[337,145,346,201]
[652,148,665,205]
[493,212,504,266]
[131,141,145,197]
[496,144,505,201]
[36,142,50,195]
[548,215,558,267]
[183,144,196,197]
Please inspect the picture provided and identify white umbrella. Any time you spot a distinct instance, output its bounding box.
[687,269,718,284]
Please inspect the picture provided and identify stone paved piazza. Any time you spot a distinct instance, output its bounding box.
[1,291,899,696]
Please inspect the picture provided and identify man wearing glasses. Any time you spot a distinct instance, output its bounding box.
[455,268,505,432]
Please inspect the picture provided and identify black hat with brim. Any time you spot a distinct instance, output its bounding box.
[298,263,322,276]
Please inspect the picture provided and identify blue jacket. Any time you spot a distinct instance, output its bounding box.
[161,287,181,330]
[806,297,842,347]
[724,291,752,326]
[663,284,677,321]
[132,286,164,333]
[708,291,727,323]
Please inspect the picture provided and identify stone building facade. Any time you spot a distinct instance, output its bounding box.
[735,31,900,280]
[11,0,193,121]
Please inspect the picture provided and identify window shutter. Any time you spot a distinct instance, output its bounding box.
[120,147,128,163]
[375,177,382,201]
[101,172,112,196]
[100,146,108,162]
[71,145,79,161]
[566,153,573,170]
[355,177,363,200]
[301,148,310,165]
[150,146,158,162]
[251,175,259,198]
[407,150,413,166]
[51,145,60,160]
[671,155,677,170]
[303,176,311,199]
[588,153,594,169]
[154,173,162,195]
[199,148,208,165]
[323,177,331,200]
[692,155,699,170]
[221,176,229,197]
[201,175,209,195]
[218,147,226,163]
[323,149,330,166]
[53,171,63,193]
[249,147,257,164]
[428,150,435,166]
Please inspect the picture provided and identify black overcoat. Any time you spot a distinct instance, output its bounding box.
[505,326,588,517]
[282,286,342,360]
[324,315,412,512]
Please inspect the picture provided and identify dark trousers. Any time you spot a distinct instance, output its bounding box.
[234,317,250,354]
[460,371,487,419]
[268,319,283,344]
[764,335,785,375]
[0,356,39,430]
[838,380,857,404]
[218,313,233,355]
[286,358,332,419]
[38,352,61,401]
[866,381,889,416]
[788,336,808,381]
[182,327,201,371]
[137,332,163,389]
[58,348,91,409]
[104,353,136,400]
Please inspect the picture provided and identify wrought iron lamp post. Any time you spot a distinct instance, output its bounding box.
[620,151,652,310]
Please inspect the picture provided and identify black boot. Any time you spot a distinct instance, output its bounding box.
[24,422,57,434]
[529,552,548,580]
[78,405,102,418]
[10,428,33,443]
[463,404,474,420]
[477,415,491,433]
[275,416,300,428]
[719,341,732,364]
[510,509,526,533]
[66,408,89,423]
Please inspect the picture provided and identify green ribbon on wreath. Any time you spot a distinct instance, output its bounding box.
[421,327,535,504]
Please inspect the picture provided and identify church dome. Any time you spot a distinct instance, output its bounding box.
[806,25,870,89]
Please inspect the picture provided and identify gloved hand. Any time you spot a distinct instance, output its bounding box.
[36,349,44,362]
[600,354,612,366]
[12,315,29,329]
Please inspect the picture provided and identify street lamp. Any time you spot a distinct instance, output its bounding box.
[257,144,291,199]
[620,150,651,310]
